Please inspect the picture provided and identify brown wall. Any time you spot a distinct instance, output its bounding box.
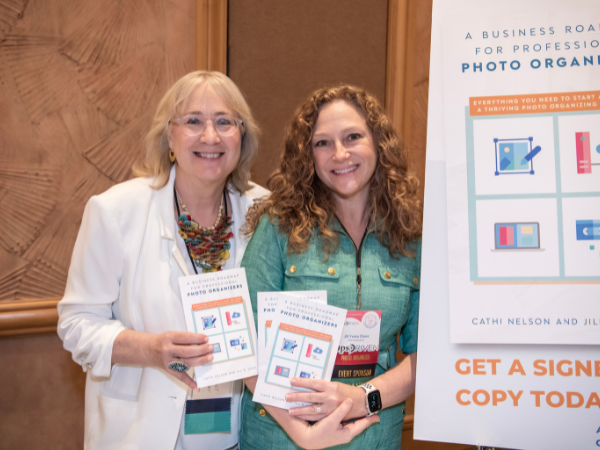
[0,0,196,303]
[228,0,389,188]
[0,334,85,449]
[401,0,433,202]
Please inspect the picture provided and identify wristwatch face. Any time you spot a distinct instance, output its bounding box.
[367,390,382,413]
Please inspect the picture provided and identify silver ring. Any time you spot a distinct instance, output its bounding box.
[315,403,323,414]
[168,359,190,373]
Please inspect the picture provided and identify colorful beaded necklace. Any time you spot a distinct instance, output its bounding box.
[174,186,234,273]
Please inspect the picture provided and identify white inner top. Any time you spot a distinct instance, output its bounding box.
[174,196,242,450]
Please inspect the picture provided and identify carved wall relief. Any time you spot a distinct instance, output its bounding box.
[0,0,196,303]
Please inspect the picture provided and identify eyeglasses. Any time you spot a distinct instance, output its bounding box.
[171,114,243,137]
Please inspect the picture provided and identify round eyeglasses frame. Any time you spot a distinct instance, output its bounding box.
[170,114,244,137]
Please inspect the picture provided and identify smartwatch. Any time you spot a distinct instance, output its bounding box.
[359,383,382,416]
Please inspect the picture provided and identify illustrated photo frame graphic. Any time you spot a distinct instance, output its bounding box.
[494,137,541,175]
[202,315,217,330]
[281,338,297,353]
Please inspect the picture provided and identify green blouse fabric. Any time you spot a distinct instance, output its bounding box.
[240,215,421,450]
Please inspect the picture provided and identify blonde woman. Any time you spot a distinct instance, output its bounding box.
[58,71,268,449]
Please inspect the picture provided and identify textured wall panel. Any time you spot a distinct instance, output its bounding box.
[0,0,196,302]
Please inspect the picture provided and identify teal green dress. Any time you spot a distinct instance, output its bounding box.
[240,215,421,450]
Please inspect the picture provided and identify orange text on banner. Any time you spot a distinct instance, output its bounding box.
[192,296,243,311]
[280,323,332,342]
[469,90,600,116]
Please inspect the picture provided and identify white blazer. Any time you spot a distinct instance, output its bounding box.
[58,166,268,449]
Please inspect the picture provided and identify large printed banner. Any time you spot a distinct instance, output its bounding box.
[442,1,600,343]
[415,1,600,449]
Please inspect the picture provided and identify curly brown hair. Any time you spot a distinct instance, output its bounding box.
[244,85,422,259]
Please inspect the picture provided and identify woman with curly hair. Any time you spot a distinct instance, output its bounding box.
[240,85,422,449]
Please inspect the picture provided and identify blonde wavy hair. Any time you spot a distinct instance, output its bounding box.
[245,85,422,259]
[134,71,260,192]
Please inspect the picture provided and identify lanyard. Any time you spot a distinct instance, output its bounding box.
[336,218,369,310]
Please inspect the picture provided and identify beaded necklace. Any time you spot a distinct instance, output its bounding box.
[174,186,234,273]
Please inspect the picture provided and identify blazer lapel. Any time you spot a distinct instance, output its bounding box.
[229,186,251,268]
[172,244,190,277]
[157,165,189,278]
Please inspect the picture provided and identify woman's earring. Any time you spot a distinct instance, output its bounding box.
[169,149,176,163]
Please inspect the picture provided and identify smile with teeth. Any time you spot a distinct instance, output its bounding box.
[194,152,223,159]
[332,165,358,175]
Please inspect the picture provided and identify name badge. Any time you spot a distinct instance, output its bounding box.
[332,310,381,385]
